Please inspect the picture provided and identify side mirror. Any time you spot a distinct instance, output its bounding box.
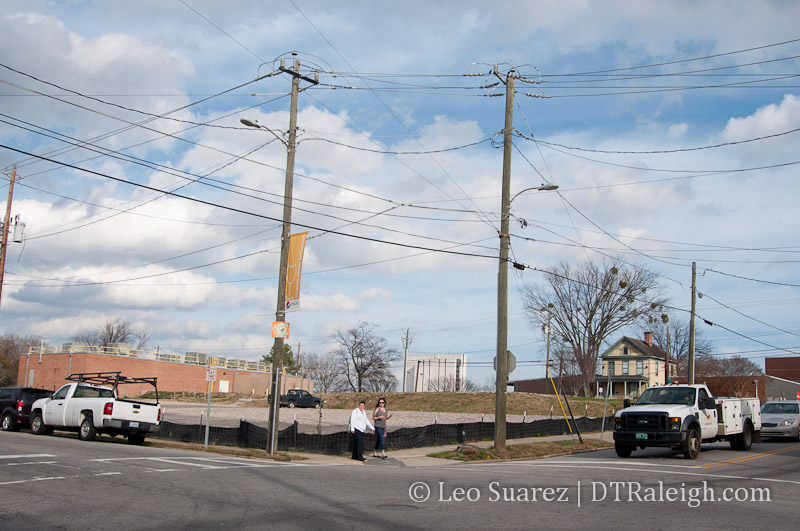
[699,397,716,410]
[623,399,631,409]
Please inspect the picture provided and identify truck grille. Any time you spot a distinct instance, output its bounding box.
[620,412,668,431]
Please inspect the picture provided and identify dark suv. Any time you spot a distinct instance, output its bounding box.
[0,387,53,431]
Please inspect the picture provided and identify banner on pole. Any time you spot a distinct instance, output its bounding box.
[285,232,308,312]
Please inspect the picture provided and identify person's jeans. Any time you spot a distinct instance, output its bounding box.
[374,427,385,451]
[352,429,365,459]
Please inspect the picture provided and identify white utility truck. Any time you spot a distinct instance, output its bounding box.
[30,372,162,445]
[613,383,760,459]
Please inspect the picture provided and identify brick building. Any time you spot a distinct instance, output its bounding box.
[16,346,313,396]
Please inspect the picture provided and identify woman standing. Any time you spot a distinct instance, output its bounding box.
[372,397,393,459]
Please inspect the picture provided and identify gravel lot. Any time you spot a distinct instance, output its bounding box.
[161,400,548,434]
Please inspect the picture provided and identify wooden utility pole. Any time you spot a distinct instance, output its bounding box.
[688,262,697,385]
[495,67,516,451]
[256,56,317,455]
[0,165,17,311]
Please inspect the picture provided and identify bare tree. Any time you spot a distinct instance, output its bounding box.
[73,317,152,349]
[696,355,762,397]
[0,333,42,386]
[331,322,400,392]
[425,376,482,392]
[522,258,668,396]
[300,353,341,393]
[363,371,399,393]
[636,317,714,376]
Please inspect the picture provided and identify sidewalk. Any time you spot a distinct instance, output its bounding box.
[288,430,612,467]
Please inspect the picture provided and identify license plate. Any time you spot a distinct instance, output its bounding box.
[635,432,648,440]
[129,421,140,428]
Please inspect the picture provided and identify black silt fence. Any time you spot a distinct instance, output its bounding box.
[154,416,613,455]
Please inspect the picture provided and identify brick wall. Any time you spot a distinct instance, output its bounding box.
[16,351,313,396]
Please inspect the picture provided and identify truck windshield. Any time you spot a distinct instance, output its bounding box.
[636,387,696,405]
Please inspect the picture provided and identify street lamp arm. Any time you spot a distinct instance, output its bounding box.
[240,118,287,146]
[509,183,559,205]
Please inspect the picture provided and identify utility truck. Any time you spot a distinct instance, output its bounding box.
[29,372,162,445]
[613,383,760,459]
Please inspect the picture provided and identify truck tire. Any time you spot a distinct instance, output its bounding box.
[79,417,97,441]
[30,412,52,435]
[287,401,296,408]
[615,442,634,458]
[314,401,321,409]
[2,413,18,432]
[682,427,700,459]
[128,434,145,445]
[732,422,753,451]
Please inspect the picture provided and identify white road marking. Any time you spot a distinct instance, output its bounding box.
[0,454,56,459]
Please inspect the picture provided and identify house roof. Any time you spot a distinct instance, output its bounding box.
[601,335,677,363]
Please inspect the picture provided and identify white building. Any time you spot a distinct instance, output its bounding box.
[405,353,467,392]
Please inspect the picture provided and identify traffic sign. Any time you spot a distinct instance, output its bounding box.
[206,366,217,382]
[493,350,516,375]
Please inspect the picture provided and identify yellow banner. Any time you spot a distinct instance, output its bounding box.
[285,232,308,312]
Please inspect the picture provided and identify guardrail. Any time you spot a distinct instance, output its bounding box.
[27,345,270,373]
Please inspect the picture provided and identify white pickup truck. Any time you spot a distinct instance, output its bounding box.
[29,372,162,445]
[613,383,761,459]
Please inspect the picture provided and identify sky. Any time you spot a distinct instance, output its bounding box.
[1,0,800,388]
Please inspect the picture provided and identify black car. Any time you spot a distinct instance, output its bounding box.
[0,387,53,431]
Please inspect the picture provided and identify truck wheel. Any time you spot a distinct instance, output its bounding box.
[733,422,753,451]
[2,413,18,432]
[128,434,145,445]
[287,401,296,409]
[79,417,97,441]
[682,427,700,459]
[314,401,320,409]
[614,443,633,458]
[30,412,52,435]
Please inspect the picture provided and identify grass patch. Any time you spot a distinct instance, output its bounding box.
[148,438,304,461]
[428,439,613,461]
[319,392,622,417]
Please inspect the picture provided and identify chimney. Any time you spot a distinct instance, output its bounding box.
[644,332,653,347]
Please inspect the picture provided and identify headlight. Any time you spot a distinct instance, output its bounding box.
[669,417,682,431]
[614,417,622,430]
[780,418,795,426]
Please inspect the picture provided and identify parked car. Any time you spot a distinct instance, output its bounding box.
[0,387,53,431]
[30,372,162,445]
[760,400,800,440]
[268,389,321,408]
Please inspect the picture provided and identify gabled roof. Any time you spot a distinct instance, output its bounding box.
[601,336,677,363]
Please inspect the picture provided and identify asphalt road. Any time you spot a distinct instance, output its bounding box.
[2,430,799,530]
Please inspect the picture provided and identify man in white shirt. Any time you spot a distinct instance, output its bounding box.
[349,400,375,461]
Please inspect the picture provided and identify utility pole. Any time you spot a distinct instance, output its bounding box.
[402,329,411,392]
[688,262,697,385]
[243,55,318,455]
[0,165,18,311]
[495,66,516,451]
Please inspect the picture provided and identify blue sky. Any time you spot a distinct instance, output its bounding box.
[1,0,800,387]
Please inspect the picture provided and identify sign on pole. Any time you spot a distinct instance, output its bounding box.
[206,366,217,382]
[272,321,290,339]
[493,350,516,376]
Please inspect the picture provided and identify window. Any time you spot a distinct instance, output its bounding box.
[622,361,629,375]
[623,346,629,355]
[636,360,644,375]
[53,385,70,400]
[608,362,615,376]
[655,364,659,376]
